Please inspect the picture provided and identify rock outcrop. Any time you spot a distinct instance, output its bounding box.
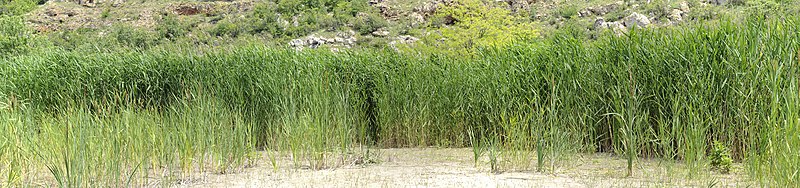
[372,27,390,37]
[389,35,420,50]
[593,17,627,35]
[624,12,651,28]
[166,1,254,16]
[579,1,624,17]
[289,30,357,50]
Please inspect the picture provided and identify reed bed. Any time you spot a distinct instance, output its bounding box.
[1,17,798,186]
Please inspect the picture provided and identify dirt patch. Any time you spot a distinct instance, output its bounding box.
[175,148,752,187]
[166,1,255,16]
[25,0,255,33]
[26,1,158,32]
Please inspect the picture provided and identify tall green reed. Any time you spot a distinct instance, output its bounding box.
[1,15,799,186]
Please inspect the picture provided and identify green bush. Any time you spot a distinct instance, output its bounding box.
[687,2,722,21]
[0,0,37,16]
[0,15,30,55]
[315,10,342,30]
[211,19,246,37]
[251,0,379,38]
[710,141,733,174]
[110,24,156,48]
[352,12,387,35]
[48,28,93,50]
[556,4,578,19]
[332,1,357,19]
[746,0,781,14]
[274,0,365,13]
[100,7,110,18]
[603,9,626,22]
[641,0,670,20]
[275,0,303,15]
[251,2,284,36]
[424,0,537,54]
[156,14,190,40]
[285,12,323,37]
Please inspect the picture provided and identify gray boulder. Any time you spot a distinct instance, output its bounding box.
[624,12,651,28]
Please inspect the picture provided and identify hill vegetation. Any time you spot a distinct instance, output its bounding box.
[1,0,795,55]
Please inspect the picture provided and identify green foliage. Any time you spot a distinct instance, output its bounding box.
[0,15,30,56]
[556,4,578,19]
[274,0,364,14]
[352,12,387,35]
[211,19,246,37]
[527,6,538,21]
[156,14,189,40]
[686,2,722,21]
[710,141,733,174]
[603,8,626,22]
[315,11,340,30]
[425,0,537,54]
[253,1,324,37]
[251,0,382,38]
[286,12,322,37]
[356,36,388,49]
[641,0,671,20]
[275,0,303,14]
[100,7,110,19]
[0,0,37,16]
[746,0,781,14]
[333,0,369,19]
[251,2,284,36]
[109,24,156,48]
[48,28,88,49]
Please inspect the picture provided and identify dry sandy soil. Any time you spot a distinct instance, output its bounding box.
[168,148,751,188]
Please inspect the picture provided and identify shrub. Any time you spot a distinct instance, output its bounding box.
[275,0,303,15]
[424,0,537,54]
[109,24,156,48]
[316,11,341,31]
[709,141,733,174]
[284,12,323,37]
[686,3,721,21]
[746,0,781,14]
[332,1,356,20]
[603,9,626,22]
[0,0,37,16]
[253,1,325,37]
[100,7,110,18]
[156,14,189,40]
[249,0,388,38]
[252,0,378,38]
[352,12,387,35]
[556,4,578,19]
[211,19,245,37]
[47,28,92,50]
[251,2,284,36]
[641,0,670,20]
[0,15,30,55]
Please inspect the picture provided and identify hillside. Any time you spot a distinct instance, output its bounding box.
[3,0,798,53]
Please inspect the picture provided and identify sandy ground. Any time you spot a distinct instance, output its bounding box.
[170,148,751,188]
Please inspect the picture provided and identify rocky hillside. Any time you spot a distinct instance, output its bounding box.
[10,0,800,51]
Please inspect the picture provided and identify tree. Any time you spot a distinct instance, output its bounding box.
[425,0,537,53]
